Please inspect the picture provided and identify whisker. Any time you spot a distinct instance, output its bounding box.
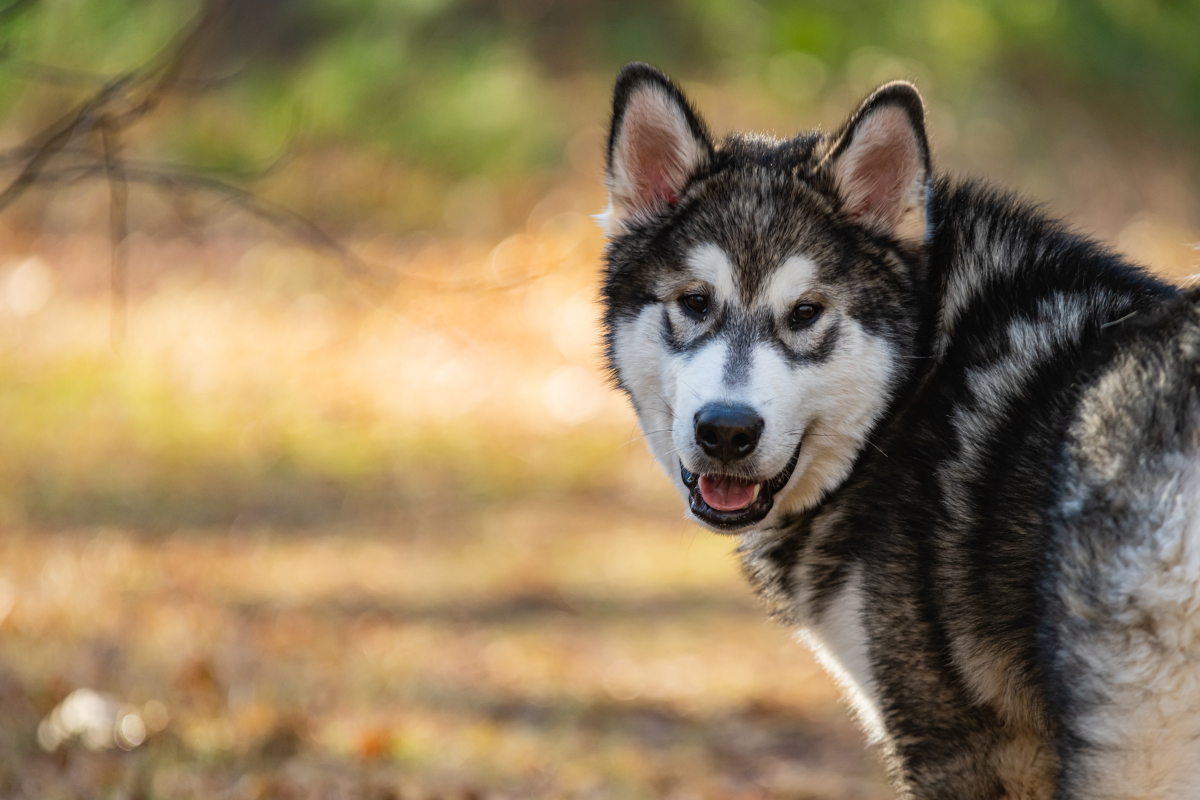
[676,378,702,402]
[649,390,677,420]
[863,439,889,458]
[622,429,673,446]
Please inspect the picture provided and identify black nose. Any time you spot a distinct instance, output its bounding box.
[694,403,764,463]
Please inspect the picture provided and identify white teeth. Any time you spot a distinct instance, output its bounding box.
[751,484,762,502]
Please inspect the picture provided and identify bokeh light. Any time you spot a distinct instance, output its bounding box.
[0,0,1196,797]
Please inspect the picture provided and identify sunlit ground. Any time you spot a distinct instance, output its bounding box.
[0,168,1196,798]
[0,511,889,799]
[0,199,892,799]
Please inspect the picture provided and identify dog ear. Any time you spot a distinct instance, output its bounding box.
[603,63,714,235]
[826,82,931,246]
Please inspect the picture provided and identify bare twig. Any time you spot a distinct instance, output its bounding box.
[34,161,387,284]
[110,0,230,128]
[0,145,44,168]
[0,44,247,93]
[0,56,111,89]
[34,161,555,295]
[127,166,381,282]
[101,121,128,348]
[0,74,134,214]
[0,0,546,313]
[0,0,404,317]
[0,0,225,215]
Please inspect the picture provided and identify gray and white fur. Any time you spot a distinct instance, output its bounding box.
[599,62,1200,799]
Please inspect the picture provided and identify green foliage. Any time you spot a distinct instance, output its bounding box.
[0,0,1196,201]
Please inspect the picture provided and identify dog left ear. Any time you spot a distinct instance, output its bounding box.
[826,82,931,246]
[603,63,714,236]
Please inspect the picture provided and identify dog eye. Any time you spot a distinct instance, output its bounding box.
[789,302,822,329]
[679,293,709,318]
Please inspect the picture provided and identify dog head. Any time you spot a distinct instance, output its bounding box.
[600,63,931,533]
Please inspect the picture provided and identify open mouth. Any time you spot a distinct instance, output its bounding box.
[680,442,803,532]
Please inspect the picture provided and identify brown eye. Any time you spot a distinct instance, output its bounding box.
[680,293,709,318]
[789,302,822,329]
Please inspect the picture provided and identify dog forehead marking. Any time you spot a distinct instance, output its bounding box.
[684,246,821,315]
[685,243,738,303]
[760,255,819,311]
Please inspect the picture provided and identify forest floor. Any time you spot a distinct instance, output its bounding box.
[0,503,889,800]
[0,214,890,799]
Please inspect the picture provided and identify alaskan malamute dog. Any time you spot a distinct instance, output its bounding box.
[599,63,1200,799]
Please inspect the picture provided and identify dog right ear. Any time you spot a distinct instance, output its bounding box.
[825,81,932,247]
[602,63,714,236]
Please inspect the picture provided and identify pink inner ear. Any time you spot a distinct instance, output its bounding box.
[627,127,685,209]
[837,108,921,230]
[847,143,911,226]
[650,169,680,206]
[614,89,698,215]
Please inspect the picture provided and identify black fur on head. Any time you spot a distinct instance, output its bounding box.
[600,64,935,345]
[604,64,933,249]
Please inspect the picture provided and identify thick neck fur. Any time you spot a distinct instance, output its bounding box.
[740,175,1176,624]
[734,176,1178,797]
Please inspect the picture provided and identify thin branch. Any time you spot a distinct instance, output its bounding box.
[0,1,223,211]
[0,56,111,89]
[0,47,246,93]
[119,147,297,185]
[0,145,43,168]
[111,0,230,128]
[168,66,249,94]
[0,0,544,302]
[33,163,555,294]
[101,121,128,349]
[0,71,136,213]
[134,167,383,282]
[0,141,296,182]
[34,161,387,284]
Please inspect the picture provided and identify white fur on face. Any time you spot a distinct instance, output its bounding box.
[612,304,680,485]
[611,243,898,526]
[686,242,738,304]
[758,255,819,313]
[769,322,894,516]
[669,337,735,464]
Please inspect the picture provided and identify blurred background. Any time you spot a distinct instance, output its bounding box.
[0,0,1197,798]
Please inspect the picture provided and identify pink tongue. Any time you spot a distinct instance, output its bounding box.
[698,475,759,511]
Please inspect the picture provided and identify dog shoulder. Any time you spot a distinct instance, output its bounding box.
[1041,292,1200,798]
